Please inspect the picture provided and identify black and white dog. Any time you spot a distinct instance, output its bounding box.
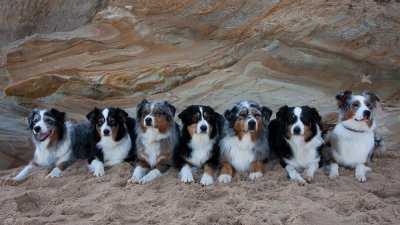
[86,107,136,176]
[218,101,272,183]
[13,108,91,180]
[329,91,381,182]
[175,105,224,186]
[128,100,179,184]
[269,106,325,184]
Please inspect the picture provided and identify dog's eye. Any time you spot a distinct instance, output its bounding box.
[143,111,149,117]
[97,119,104,126]
[352,103,360,109]
[365,102,372,108]
[154,111,163,117]
[109,119,115,125]
[193,115,199,121]
[33,118,39,123]
[203,114,210,120]
[253,113,261,118]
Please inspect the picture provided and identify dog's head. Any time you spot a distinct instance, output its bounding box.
[178,105,222,139]
[86,107,129,141]
[276,105,321,141]
[136,99,176,133]
[28,108,66,143]
[224,101,272,139]
[336,90,380,130]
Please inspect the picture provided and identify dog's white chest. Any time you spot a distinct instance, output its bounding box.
[34,136,71,167]
[221,134,255,172]
[284,135,322,170]
[186,134,214,167]
[331,124,374,167]
[139,128,168,168]
[97,135,131,166]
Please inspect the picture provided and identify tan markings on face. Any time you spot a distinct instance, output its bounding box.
[155,116,170,133]
[286,124,293,139]
[203,164,214,176]
[250,160,262,173]
[187,123,198,137]
[234,120,246,140]
[96,117,104,136]
[250,118,263,141]
[365,119,373,127]
[140,117,147,133]
[239,109,248,118]
[303,124,312,141]
[47,128,58,149]
[110,123,119,141]
[343,109,356,121]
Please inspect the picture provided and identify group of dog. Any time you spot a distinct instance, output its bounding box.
[12,90,383,185]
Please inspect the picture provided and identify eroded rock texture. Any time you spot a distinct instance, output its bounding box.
[0,0,399,169]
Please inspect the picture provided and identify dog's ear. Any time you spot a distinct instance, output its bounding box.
[178,106,191,122]
[261,106,272,120]
[276,105,289,122]
[310,107,322,125]
[50,108,66,123]
[27,109,39,129]
[164,101,176,117]
[224,106,237,127]
[116,108,129,122]
[136,99,149,119]
[336,90,352,108]
[363,91,381,108]
[86,107,99,124]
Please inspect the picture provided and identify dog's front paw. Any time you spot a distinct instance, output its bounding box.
[46,168,62,179]
[305,175,314,183]
[138,169,161,184]
[218,174,232,184]
[93,168,105,177]
[249,172,262,181]
[180,168,194,183]
[200,173,214,186]
[356,174,367,183]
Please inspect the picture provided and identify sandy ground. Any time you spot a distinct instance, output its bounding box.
[0,149,399,225]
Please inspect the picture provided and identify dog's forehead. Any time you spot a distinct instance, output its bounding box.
[352,95,368,105]
[237,101,260,113]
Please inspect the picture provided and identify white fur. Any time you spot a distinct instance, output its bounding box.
[139,127,168,167]
[187,134,214,167]
[13,163,41,180]
[249,172,263,181]
[218,174,232,183]
[89,159,105,177]
[200,173,214,186]
[96,134,132,166]
[34,110,49,134]
[285,164,306,184]
[101,108,111,136]
[128,166,147,183]
[329,163,339,179]
[355,163,370,182]
[220,133,255,172]
[139,169,162,184]
[291,107,305,135]
[196,106,209,134]
[180,164,194,183]
[46,167,62,178]
[284,126,323,171]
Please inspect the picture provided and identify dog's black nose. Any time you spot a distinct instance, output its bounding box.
[248,120,256,130]
[293,126,301,135]
[103,129,110,136]
[363,110,371,120]
[145,117,152,125]
[200,125,207,132]
[34,126,41,133]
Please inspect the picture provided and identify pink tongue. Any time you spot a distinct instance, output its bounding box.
[37,132,50,141]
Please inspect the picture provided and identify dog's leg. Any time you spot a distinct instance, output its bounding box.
[180,164,194,183]
[329,162,339,179]
[305,162,319,183]
[355,163,370,183]
[285,164,305,184]
[218,162,233,183]
[200,164,214,186]
[139,157,170,184]
[89,159,105,177]
[46,161,70,179]
[249,160,263,181]
[128,160,149,183]
[13,162,41,180]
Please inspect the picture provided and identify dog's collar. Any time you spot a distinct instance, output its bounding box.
[342,124,366,133]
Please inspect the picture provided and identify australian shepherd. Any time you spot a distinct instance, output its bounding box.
[175,105,224,186]
[269,105,325,184]
[328,90,381,182]
[13,108,91,180]
[86,107,136,176]
[218,101,272,183]
[128,99,179,184]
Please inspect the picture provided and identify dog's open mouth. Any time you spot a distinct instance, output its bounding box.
[36,130,52,141]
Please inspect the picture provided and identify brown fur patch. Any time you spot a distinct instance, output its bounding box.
[303,124,312,141]
[139,117,147,133]
[57,162,69,171]
[155,116,170,133]
[137,158,150,169]
[203,164,214,176]
[365,119,373,128]
[343,109,356,121]
[111,123,119,140]
[233,120,246,140]
[220,162,233,176]
[96,124,102,137]
[156,155,171,173]
[31,161,39,167]
[187,123,198,137]
[47,127,58,149]
[250,160,262,173]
